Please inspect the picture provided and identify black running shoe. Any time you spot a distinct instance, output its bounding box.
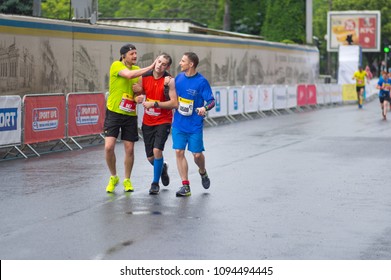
[176,185,191,197]
[200,170,210,189]
[161,162,170,186]
[149,182,160,195]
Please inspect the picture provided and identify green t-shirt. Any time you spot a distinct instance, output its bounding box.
[107,61,140,116]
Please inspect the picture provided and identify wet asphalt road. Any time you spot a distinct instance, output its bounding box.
[1,99,391,260]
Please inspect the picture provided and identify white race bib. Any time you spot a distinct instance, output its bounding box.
[178,97,194,116]
[119,93,136,112]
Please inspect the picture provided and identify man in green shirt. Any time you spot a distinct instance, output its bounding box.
[104,43,156,193]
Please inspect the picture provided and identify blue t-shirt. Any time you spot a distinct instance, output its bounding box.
[173,72,214,133]
[378,77,391,97]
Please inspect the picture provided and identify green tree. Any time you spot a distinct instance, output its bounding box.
[0,0,33,15]
[230,0,266,35]
[41,0,71,19]
[112,0,225,29]
[261,0,305,43]
[98,0,121,18]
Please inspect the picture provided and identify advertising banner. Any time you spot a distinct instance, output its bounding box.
[307,85,317,105]
[209,87,228,118]
[286,86,297,109]
[67,93,106,137]
[273,86,288,110]
[327,11,380,52]
[243,86,259,114]
[258,86,274,112]
[297,85,307,107]
[342,84,357,101]
[0,96,21,145]
[23,94,66,144]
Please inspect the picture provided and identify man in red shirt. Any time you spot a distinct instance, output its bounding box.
[133,53,178,194]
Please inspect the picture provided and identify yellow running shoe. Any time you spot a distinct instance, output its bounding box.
[106,175,119,193]
[123,178,134,192]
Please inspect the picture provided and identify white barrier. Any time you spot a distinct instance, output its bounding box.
[227,86,245,121]
[1,82,346,160]
[0,96,21,146]
[273,85,288,111]
[0,96,26,158]
[208,87,229,125]
[258,86,274,113]
[287,85,298,111]
[243,85,260,118]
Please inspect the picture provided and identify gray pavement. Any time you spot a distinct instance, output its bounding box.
[1,99,391,260]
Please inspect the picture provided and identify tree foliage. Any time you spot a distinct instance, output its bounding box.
[41,0,71,20]
[112,0,225,29]
[229,0,265,35]
[262,0,305,43]
[0,0,33,15]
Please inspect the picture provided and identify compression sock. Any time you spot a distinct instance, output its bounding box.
[153,157,164,184]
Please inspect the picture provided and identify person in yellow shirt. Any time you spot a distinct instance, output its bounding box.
[352,65,368,109]
[104,44,156,193]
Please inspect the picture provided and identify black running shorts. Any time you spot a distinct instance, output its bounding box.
[141,123,171,157]
[103,109,139,142]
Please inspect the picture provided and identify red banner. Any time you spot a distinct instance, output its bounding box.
[297,84,307,107]
[358,17,376,49]
[307,85,317,106]
[67,93,106,137]
[23,94,66,144]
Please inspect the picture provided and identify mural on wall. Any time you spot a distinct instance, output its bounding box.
[0,39,34,96]
[249,56,265,85]
[0,14,319,97]
[74,45,100,92]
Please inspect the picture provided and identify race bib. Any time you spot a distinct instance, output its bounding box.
[384,83,391,91]
[178,97,194,116]
[145,98,161,116]
[357,79,363,84]
[119,93,136,112]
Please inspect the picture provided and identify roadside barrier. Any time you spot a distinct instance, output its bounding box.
[0,81,379,160]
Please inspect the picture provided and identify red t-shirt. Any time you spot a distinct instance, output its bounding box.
[142,71,173,126]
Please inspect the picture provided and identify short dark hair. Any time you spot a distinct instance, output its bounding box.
[184,52,199,68]
[159,52,172,66]
[119,43,136,61]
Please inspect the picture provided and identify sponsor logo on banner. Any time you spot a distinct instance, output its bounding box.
[75,104,99,125]
[215,91,221,112]
[32,107,59,131]
[0,108,17,131]
[233,90,238,110]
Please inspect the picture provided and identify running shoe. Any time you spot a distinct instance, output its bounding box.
[161,162,170,186]
[176,185,191,197]
[149,182,160,195]
[106,175,119,193]
[123,178,134,192]
[200,170,210,189]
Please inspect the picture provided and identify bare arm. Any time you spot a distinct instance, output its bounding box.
[132,76,145,103]
[119,59,156,80]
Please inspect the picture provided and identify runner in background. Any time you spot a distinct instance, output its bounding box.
[376,71,391,120]
[352,65,368,109]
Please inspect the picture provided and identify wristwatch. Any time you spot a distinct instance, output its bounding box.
[154,101,159,108]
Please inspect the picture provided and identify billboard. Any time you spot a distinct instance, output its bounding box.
[327,11,380,52]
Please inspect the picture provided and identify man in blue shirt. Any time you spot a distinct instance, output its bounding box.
[376,71,391,120]
[172,52,215,197]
